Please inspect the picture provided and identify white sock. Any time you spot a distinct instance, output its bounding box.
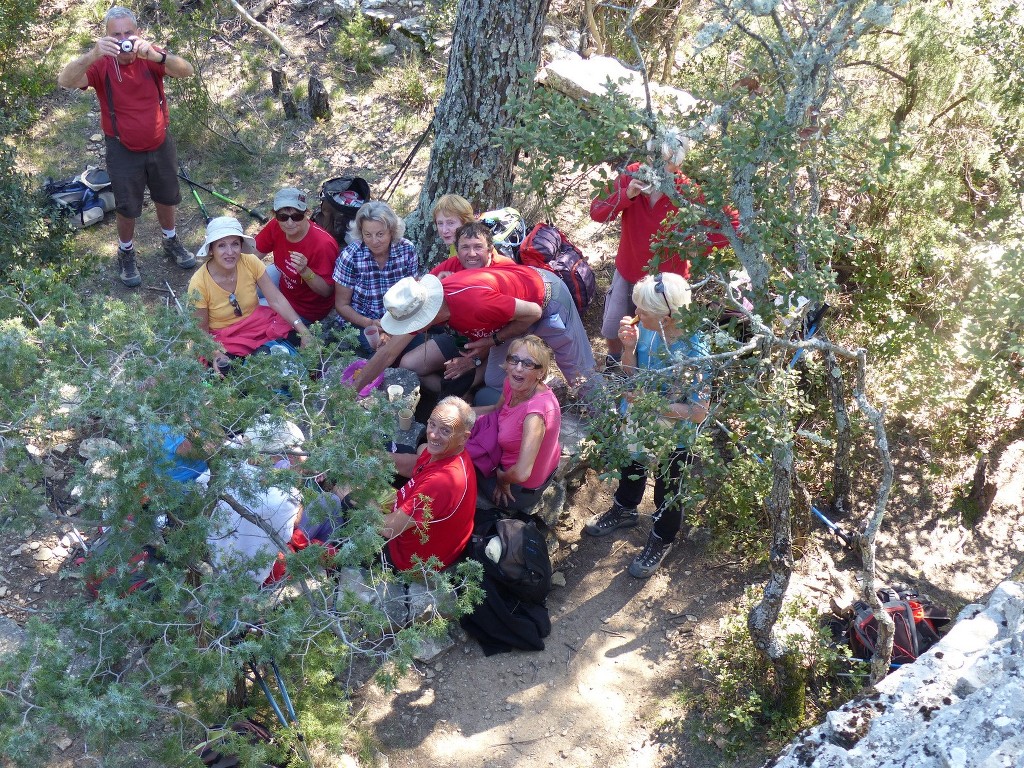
[119,239,134,251]
[161,228,176,240]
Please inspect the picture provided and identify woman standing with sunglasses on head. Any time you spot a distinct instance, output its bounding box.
[468,335,562,514]
[188,216,311,372]
[254,187,337,327]
[583,272,709,579]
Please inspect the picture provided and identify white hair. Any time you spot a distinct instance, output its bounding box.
[104,6,138,26]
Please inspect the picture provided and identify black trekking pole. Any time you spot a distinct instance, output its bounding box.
[179,162,211,223]
[176,166,269,224]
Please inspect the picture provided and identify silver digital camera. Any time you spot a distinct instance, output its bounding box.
[119,39,134,53]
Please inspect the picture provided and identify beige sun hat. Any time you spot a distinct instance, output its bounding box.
[196,216,257,260]
[379,275,444,335]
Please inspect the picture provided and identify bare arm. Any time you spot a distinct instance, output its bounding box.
[58,43,105,89]
[353,333,414,387]
[333,283,369,327]
[464,299,543,356]
[285,250,332,298]
[257,271,312,346]
[497,413,546,486]
[130,36,194,77]
[381,509,415,540]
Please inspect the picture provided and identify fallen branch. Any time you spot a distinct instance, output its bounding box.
[229,0,295,58]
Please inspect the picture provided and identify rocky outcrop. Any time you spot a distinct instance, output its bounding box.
[537,51,697,116]
[770,581,1024,768]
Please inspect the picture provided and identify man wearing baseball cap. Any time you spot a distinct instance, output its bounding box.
[254,187,338,326]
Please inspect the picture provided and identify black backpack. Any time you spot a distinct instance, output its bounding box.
[517,222,597,314]
[311,176,371,247]
[848,588,950,665]
[472,517,552,604]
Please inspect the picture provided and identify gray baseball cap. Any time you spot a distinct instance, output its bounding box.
[273,187,308,212]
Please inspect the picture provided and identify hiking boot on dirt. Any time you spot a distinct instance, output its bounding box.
[163,235,196,269]
[628,531,673,578]
[583,501,638,537]
[117,247,141,287]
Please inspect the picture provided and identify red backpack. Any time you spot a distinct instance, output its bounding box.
[518,223,597,315]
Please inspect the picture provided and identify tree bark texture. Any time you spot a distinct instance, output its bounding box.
[747,422,805,719]
[851,351,896,683]
[308,75,331,121]
[825,346,853,517]
[408,0,552,261]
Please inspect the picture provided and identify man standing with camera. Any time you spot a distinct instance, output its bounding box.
[58,6,196,287]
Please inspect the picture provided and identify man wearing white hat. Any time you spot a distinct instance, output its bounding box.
[354,244,596,404]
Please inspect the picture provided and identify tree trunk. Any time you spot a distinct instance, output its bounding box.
[825,347,853,517]
[271,65,286,95]
[407,0,552,262]
[747,422,805,719]
[308,75,331,121]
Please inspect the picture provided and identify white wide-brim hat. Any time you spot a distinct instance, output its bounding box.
[243,416,304,453]
[380,275,444,335]
[196,216,257,260]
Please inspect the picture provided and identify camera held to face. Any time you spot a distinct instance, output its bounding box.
[119,39,134,53]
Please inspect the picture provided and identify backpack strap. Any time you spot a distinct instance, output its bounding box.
[103,63,168,146]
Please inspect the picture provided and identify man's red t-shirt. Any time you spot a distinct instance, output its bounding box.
[86,57,168,152]
[589,162,738,283]
[429,251,514,276]
[254,219,338,322]
[386,449,477,571]
[441,264,546,340]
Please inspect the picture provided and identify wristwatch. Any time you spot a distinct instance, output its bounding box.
[472,356,482,367]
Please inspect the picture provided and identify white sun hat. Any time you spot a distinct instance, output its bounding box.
[196,216,257,261]
[379,275,444,335]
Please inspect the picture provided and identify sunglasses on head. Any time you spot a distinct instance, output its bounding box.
[506,354,542,371]
[654,273,673,318]
[228,293,243,317]
[275,211,305,222]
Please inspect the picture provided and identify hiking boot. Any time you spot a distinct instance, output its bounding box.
[163,235,196,269]
[117,247,141,287]
[583,501,638,537]
[628,531,673,578]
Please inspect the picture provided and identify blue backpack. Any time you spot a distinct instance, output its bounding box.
[44,166,116,227]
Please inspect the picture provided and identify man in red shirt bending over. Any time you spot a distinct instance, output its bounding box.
[58,6,196,287]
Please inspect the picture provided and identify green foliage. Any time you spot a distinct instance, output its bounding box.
[500,74,651,213]
[424,0,458,37]
[333,13,384,76]
[688,589,864,753]
[0,0,48,126]
[0,284,480,764]
[0,147,76,275]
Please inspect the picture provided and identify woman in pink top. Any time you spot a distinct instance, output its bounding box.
[472,335,561,513]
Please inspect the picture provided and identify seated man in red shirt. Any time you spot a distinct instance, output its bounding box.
[382,397,477,571]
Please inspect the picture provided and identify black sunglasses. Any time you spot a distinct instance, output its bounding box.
[506,354,542,371]
[654,274,673,318]
[275,211,305,222]
[228,292,243,316]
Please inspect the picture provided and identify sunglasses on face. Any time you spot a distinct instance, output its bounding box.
[275,211,305,222]
[228,293,243,316]
[506,354,542,371]
[654,273,673,318]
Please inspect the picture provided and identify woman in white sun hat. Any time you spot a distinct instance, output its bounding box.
[187,216,312,372]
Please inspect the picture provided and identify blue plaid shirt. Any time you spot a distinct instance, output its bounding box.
[332,238,418,320]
